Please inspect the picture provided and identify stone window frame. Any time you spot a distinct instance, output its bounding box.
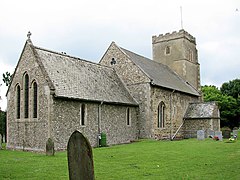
[165,46,171,55]
[15,84,21,119]
[80,103,87,126]
[126,107,131,126]
[157,101,165,128]
[31,80,38,119]
[23,72,29,119]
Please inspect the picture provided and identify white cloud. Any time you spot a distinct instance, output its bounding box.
[0,0,240,109]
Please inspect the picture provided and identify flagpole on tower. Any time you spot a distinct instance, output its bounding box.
[180,6,183,29]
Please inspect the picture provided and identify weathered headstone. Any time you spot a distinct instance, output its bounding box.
[46,138,55,156]
[215,131,223,141]
[233,130,239,139]
[0,134,2,149]
[208,130,215,138]
[197,130,205,140]
[222,129,231,139]
[67,130,95,180]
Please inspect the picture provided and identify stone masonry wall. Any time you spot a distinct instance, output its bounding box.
[100,43,152,138]
[52,98,138,150]
[7,42,50,151]
[151,87,199,139]
[183,118,220,138]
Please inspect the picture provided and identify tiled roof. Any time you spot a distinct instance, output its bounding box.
[120,47,200,96]
[34,46,137,105]
[184,102,220,119]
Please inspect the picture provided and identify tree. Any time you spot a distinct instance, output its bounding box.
[220,79,240,128]
[220,79,240,99]
[0,110,6,142]
[0,71,12,142]
[202,83,240,128]
[2,71,12,87]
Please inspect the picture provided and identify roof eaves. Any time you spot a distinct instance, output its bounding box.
[150,82,199,97]
[54,95,139,107]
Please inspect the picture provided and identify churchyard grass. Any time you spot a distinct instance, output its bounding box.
[0,139,239,179]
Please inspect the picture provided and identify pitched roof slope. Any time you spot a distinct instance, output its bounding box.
[184,102,220,119]
[120,47,200,96]
[35,46,137,105]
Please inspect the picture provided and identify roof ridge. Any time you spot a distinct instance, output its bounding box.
[120,47,151,61]
[34,45,92,62]
[34,45,114,70]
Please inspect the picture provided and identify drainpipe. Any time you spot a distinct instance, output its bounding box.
[170,89,175,141]
[98,101,103,147]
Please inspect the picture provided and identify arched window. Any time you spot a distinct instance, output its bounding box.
[33,81,38,118]
[24,74,29,118]
[16,85,21,119]
[157,101,165,128]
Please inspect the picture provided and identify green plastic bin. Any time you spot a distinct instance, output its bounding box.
[100,133,107,147]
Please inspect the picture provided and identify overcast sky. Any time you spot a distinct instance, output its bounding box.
[0,0,239,110]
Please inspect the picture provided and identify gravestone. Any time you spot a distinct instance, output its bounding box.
[197,130,205,140]
[222,130,231,139]
[208,130,215,138]
[67,130,95,180]
[0,134,2,149]
[233,130,239,139]
[46,138,55,156]
[215,131,223,141]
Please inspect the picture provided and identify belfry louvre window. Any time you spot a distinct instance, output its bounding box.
[165,46,171,55]
[80,104,86,126]
[24,74,29,118]
[16,85,21,119]
[158,101,165,128]
[33,81,38,118]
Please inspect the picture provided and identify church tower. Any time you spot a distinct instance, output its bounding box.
[152,29,201,92]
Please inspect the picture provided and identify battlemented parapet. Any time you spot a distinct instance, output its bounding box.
[152,29,196,45]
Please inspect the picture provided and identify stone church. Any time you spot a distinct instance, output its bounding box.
[6,29,220,151]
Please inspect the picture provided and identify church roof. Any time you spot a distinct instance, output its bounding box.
[184,102,220,119]
[34,46,138,106]
[119,47,200,96]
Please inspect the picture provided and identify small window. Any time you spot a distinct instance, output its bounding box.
[126,107,131,126]
[165,46,171,55]
[110,58,116,65]
[16,85,21,119]
[157,101,165,128]
[33,81,38,118]
[24,74,29,118]
[80,104,86,126]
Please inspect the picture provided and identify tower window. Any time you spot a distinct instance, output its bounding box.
[16,85,21,119]
[24,73,29,118]
[157,101,165,128]
[33,81,38,118]
[165,46,171,55]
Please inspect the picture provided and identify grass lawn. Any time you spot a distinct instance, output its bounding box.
[0,138,240,179]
